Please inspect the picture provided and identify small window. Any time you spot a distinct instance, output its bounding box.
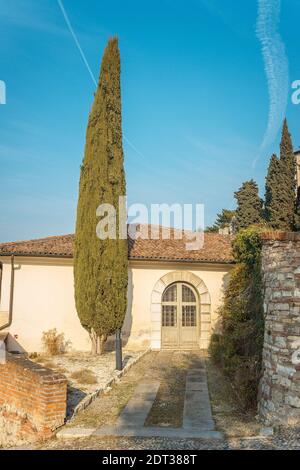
[182,305,197,327]
[162,305,177,327]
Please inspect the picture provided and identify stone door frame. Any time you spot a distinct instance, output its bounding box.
[150,271,211,350]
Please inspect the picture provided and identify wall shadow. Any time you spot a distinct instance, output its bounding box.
[66,385,87,419]
[5,334,27,354]
[211,271,231,335]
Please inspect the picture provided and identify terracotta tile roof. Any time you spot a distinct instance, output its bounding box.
[0,234,74,258]
[0,225,234,264]
[128,225,234,263]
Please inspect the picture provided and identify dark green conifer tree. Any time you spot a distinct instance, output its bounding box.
[264,120,296,231]
[206,209,236,233]
[279,119,296,230]
[234,180,263,231]
[74,38,128,354]
[264,153,281,224]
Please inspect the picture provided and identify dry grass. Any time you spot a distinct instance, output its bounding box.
[42,328,70,356]
[42,361,57,369]
[31,354,47,362]
[33,351,270,450]
[145,354,191,428]
[65,352,162,429]
[205,356,260,437]
[70,369,97,385]
[69,381,136,428]
[30,350,260,439]
[55,366,68,374]
[66,351,204,430]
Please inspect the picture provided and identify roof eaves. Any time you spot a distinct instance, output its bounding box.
[128,256,235,264]
[0,251,73,258]
[0,252,235,264]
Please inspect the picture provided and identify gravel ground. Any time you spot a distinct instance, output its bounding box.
[49,350,202,430]
[8,351,300,450]
[32,350,143,417]
[35,427,300,450]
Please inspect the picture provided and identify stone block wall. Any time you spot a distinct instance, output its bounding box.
[259,232,300,425]
[0,353,67,443]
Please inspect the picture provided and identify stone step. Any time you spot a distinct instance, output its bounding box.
[116,382,160,427]
[57,426,224,440]
[183,368,215,431]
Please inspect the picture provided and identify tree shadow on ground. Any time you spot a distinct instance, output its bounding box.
[66,385,87,419]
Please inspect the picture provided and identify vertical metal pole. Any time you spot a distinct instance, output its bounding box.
[116,329,123,371]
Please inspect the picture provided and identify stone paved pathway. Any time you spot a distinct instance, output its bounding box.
[183,365,215,431]
[115,382,161,428]
[33,352,300,450]
[58,353,222,440]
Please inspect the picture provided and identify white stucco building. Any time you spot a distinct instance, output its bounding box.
[0,227,234,353]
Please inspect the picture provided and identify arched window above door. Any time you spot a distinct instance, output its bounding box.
[162,284,177,303]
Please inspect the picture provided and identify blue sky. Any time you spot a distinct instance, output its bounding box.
[0,0,300,242]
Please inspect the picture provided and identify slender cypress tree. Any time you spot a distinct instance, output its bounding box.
[279,119,296,230]
[264,120,296,230]
[264,153,281,224]
[74,38,128,354]
[234,180,263,231]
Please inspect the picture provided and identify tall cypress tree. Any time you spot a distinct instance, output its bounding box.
[264,119,296,230]
[264,153,281,224]
[279,119,296,230]
[74,38,128,354]
[234,180,263,231]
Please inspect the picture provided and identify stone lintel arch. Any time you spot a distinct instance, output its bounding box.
[150,271,211,350]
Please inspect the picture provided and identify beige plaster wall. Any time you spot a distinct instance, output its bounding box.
[0,257,232,353]
[124,262,231,350]
[0,257,90,353]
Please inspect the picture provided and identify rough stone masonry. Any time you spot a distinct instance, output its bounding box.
[259,232,300,425]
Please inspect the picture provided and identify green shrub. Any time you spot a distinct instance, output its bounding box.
[209,226,265,411]
[232,225,262,267]
[209,333,223,365]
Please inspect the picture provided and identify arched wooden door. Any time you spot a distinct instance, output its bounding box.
[161,282,199,350]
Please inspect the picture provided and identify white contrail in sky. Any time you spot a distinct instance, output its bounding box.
[254,0,289,165]
[57,0,97,87]
[57,0,148,162]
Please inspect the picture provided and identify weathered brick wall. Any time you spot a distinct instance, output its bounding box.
[0,353,67,442]
[259,232,300,425]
